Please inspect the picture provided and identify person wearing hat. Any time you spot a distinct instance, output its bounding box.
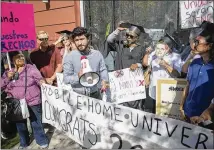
[180,21,214,126]
[143,34,182,113]
[54,30,77,62]
[106,22,146,71]
[104,22,146,110]
[30,31,62,86]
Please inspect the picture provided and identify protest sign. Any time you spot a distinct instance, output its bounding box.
[1,2,36,52]
[41,84,214,149]
[180,0,214,29]
[56,73,73,90]
[156,78,187,120]
[108,68,146,104]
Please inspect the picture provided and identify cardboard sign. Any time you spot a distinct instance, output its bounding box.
[108,68,146,104]
[156,78,188,120]
[41,84,214,149]
[180,0,214,29]
[1,2,36,52]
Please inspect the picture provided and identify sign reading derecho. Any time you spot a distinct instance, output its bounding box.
[1,2,36,52]
[180,0,214,29]
[108,68,146,104]
[42,84,213,149]
[156,78,188,120]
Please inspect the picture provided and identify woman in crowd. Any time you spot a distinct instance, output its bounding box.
[1,51,49,149]
[54,31,77,62]
[143,34,182,113]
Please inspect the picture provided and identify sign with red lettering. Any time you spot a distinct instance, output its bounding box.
[180,0,214,29]
[108,68,146,104]
[1,2,36,52]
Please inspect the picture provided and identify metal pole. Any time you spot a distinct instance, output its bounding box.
[6,52,11,70]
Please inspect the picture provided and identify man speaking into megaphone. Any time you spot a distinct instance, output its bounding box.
[63,27,109,99]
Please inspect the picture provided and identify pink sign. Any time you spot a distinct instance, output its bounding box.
[1,2,36,52]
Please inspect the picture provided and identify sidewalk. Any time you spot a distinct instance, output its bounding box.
[12,128,81,149]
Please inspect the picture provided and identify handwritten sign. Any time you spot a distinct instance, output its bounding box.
[41,84,214,149]
[180,0,214,29]
[156,78,188,120]
[56,73,73,90]
[108,68,146,104]
[1,2,36,52]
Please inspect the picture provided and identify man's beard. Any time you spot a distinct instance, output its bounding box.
[77,43,89,51]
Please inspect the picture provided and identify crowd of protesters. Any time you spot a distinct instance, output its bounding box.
[1,20,214,149]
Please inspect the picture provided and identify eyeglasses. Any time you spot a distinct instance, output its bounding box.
[126,34,136,39]
[193,39,209,47]
[39,38,48,41]
[13,54,25,60]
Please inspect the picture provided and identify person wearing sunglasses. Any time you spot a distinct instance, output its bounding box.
[180,21,214,127]
[104,22,147,110]
[1,51,48,149]
[106,22,145,71]
[30,31,62,86]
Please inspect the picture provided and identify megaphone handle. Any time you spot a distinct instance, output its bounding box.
[85,88,90,96]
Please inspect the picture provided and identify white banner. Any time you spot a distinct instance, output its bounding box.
[156,78,188,120]
[180,0,214,29]
[108,68,146,104]
[56,73,73,90]
[41,84,214,149]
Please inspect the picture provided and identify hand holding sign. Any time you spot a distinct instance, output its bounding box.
[130,64,139,71]
[7,71,15,80]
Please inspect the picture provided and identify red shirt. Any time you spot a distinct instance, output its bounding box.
[30,44,62,79]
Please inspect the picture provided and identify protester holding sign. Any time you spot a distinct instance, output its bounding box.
[143,34,182,113]
[30,31,62,86]
[105,22,146,110]
[180,21,214,127]
[63,27,109,99]
[1,52,48,149]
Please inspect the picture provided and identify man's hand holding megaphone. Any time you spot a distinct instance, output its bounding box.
[78,69,83,78]
[101,80,110,90]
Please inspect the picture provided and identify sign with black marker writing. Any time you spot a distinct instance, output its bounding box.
[180,0,214,29]
[156,78,188,120]
[56,73,73,90]
[108,68,146,104]
[41,84,213,149]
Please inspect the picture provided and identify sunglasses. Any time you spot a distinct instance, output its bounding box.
[39,38,48,41]
[126,34,136,39]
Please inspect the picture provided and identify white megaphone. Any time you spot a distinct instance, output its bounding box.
[79,56,100,87]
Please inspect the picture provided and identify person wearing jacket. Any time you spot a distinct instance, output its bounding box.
[1,51,49,149]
